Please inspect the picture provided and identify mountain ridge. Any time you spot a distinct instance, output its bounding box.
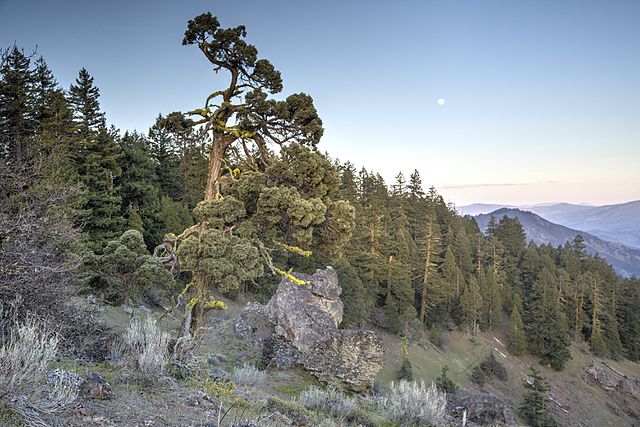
[460,200,640,249]
[475,208,640,277]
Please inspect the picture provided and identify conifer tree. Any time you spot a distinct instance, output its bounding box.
[0,46,35,160]
[148,114,181,200]
[68,68,105,139]
[117,131,164,246]
[525,268,571,370]
[520,367,556,427]
[419,207,441,325]
[460,276,482,334]
[507,293,527,355]
[68,69,123,251]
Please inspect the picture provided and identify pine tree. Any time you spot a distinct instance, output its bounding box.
[460,276,482,334]
[68,69,123,251]
[618,278,640,361]
[68,68,105,141]
[520,367,556,427]
[0,46,35,160]
[398,324,413,380]
[589,273,607,356]
[419,208,441,325]
[117,131,164,246]
[407,169,424,198]
[436,365,458,393]
[525,268,571,370]
[507,293,527,355]
[148,114,181,200]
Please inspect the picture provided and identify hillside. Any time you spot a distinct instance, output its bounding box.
[528,201,640,249]
[460,201,640,249]
[476,208,640,277]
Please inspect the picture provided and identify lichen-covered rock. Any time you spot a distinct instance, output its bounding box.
[447,390,516,426]
[234,301,272,344]
[300,329,384,393]
[265,267,343,352]
[261,335,300,367]
[235,266,384,392]
[46,369,84,390]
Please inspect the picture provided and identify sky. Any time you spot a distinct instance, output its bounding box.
[1,0,639,206]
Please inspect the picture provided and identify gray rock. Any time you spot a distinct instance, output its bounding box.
[447,390,516,426]
[81,373,113,400]
[234,302,272,344]
[300,329,384,393]
[261,335,300,367]
[46,369,84,390]
[236,266,384,393]
[265,267,343,352]
[209,367,230,382]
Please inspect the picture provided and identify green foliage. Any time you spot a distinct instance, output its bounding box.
[96,230,174,304]
[177,228,262,294]
[525,268,571,370]
[479,353,507,381]
[177,197,262,296]
[429,325,440,347]
[507,294,527,356]
[435,365,458,393]
[470,365,487,386]
[520,367,556,427]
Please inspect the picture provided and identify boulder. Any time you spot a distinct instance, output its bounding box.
[265,267,343,352]
[81,373,113,400]
[235,266,384,392]
[300,329,384,393]
[447,390,516,426]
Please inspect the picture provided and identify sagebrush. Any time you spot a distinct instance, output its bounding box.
[374,380,446,426]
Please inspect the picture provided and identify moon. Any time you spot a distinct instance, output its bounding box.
[437,97,446,106]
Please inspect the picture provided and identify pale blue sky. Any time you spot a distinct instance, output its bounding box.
[1,0,639,205]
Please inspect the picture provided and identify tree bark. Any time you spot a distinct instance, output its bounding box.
[205,138,226,201]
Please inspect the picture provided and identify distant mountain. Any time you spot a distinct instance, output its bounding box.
[457,203,515,216]
[476,208,640,278]
[527,201,640,249]
[460,200,640,249]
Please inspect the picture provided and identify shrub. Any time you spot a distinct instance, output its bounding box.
[0,312,77,424]
[122,317,171,383]
[375,380,446,426]
[470,365,487,386]
[298,386,357,418]
[435,365,458,393]
[429,325,440,347]
[480,353,507,381]
[232,363,267,387]
[399,357,414,381]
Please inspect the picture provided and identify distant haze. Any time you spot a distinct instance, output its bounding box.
[1,0,639,206]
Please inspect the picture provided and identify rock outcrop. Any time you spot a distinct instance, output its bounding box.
[235,266,384,392]
[584,361,640,419]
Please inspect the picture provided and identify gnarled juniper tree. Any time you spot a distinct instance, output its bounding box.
[153,13,353,337]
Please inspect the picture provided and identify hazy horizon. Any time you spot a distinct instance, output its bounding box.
[2,0,639,206]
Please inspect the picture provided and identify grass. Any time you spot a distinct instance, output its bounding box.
[376,327,640,427]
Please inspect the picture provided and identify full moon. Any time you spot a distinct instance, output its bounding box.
[437,97,446,106]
